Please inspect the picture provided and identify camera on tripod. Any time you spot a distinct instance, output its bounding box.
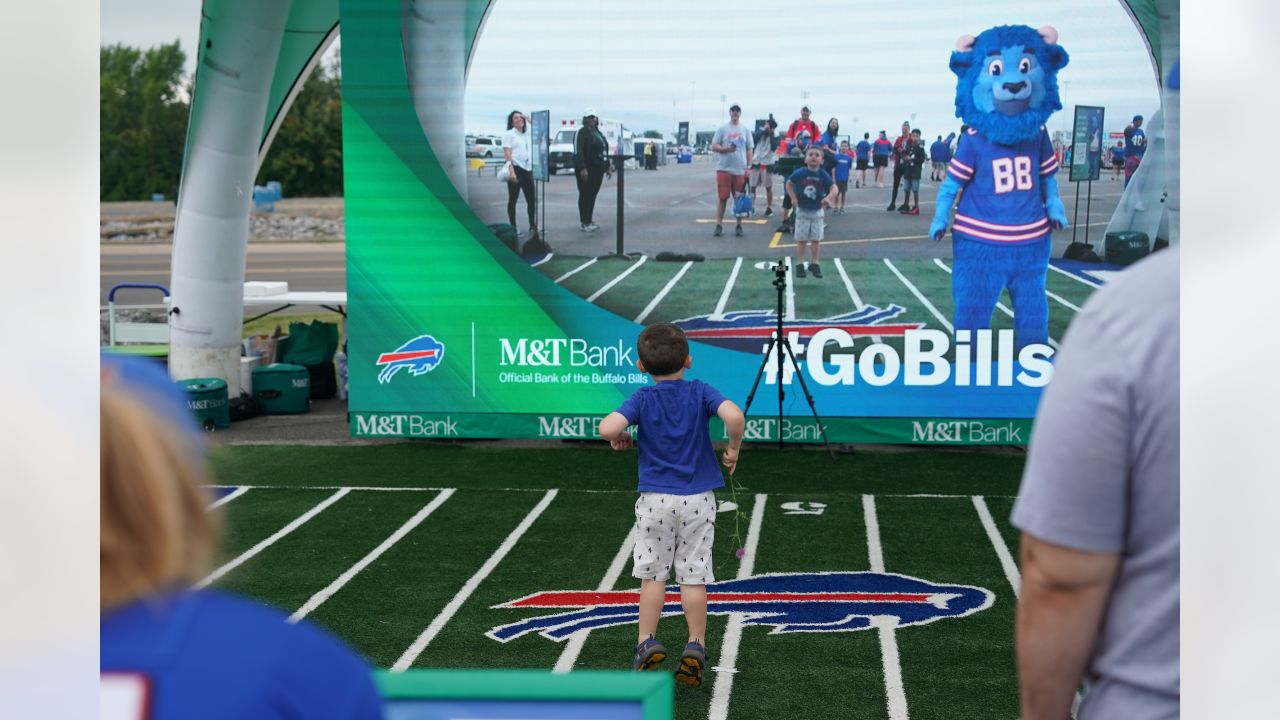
[742,258,836,459]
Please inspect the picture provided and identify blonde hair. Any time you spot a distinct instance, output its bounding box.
[100,386,217,609]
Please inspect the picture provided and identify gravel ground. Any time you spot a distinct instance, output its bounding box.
[100,198,345,243]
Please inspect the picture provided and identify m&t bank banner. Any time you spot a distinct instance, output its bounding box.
[339,0,1154,444]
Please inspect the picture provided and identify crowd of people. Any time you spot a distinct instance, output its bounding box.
[697,104,976,278]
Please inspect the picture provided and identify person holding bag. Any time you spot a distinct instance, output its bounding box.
[502,110,537,238]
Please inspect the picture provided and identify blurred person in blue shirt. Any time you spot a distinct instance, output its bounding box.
[99,376,382,719]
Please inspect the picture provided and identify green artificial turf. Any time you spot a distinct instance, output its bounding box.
[207,445,1029,719]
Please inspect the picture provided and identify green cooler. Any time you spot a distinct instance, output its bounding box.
[1104,231,1150,266]
[178,377,230,430]
[252,363,312,415]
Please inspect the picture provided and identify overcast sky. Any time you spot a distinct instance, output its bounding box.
[102,0,1162,142]
[465,0,1162,141]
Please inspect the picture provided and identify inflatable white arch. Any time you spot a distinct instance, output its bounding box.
[167,0,1175,390]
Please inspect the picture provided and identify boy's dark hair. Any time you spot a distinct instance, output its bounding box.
[637,324,689,376]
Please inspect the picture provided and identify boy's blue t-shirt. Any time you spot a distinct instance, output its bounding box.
[832,153,854,181]
[787,166,834,210]
[616,378,728,495]
[855,140,871,160]
[101,589,382,719]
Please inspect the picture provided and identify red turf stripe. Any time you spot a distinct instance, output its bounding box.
[683,323,921,339]
[376,349,438,364]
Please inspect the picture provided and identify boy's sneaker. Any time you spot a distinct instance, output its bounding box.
[898,203,911,212]
[795,263,806,279]
[713,224,723,237]
[633,635,667,671]
[764,207,773,217]
[809,263,823,278]
[580,223,590,232]
[675,641,707,688]
[885,202,896,212]
[907,206,920,215]
[734,225,744,237]
[586,223,600,232]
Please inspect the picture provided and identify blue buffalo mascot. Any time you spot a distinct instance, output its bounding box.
[930,25,1069,349]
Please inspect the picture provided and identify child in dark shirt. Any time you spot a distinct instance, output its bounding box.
[899,130,927,215]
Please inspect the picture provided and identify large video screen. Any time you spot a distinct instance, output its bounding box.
[342,0,1166,443]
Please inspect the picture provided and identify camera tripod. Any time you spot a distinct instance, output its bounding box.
[742,260,837,459]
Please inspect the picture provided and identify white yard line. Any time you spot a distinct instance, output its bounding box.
[885,258,952,333]
[207,486,250,510]
[707,493,768,720]
[554,258,597,284]
[553,524,638,673]
[1046,289,1082,312]
[835,259,886,346]
[862,495,886,573]
[1048,263,1102,288]
[530,253,554,268]
[289,489,456,623]
[932,259,1059,349]
[864,495,910,720]
[392,489,559,672]
[710,257,743,320]
[586,256,648,303]
[634,262,693,323]
[195,488,351,589]
[972,496,1021,598]
[783,257,796,321]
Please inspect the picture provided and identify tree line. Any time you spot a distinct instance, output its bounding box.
[101,42,343,201]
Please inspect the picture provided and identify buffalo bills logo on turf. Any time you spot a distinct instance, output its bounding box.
[376,335,445,384]
[675,309,923,353]
[486,572,993,642]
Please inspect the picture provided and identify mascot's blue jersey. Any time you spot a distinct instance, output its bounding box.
[948,128,1058,246]
[101,590,382,719]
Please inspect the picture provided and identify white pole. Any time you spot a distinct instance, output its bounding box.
[169,1,293,392]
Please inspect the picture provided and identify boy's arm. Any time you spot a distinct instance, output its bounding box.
[599,411,633,450]
[822,175,839,206]
[785,178,798,206]
[716,400,745,475]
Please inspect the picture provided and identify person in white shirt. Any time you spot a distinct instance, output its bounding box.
[502,110,537,237]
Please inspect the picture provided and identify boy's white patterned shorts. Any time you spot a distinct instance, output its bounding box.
[632,490,716,585]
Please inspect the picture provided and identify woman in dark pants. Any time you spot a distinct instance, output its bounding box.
[574,109,612,232]
[502,110,537,237]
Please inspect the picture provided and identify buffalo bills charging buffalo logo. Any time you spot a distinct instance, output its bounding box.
[376,335,445,384]
[487,572,993,642]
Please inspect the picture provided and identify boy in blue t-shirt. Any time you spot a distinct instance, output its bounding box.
[832,140,856,213]
[786,147,839,278]
[855,133,872,188]
[599,323,745,688]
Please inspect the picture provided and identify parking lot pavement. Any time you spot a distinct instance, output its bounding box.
[466,159,1124,261]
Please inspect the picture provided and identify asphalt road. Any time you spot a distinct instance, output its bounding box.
[100,242,345,309]
[100,161,1131,306]
[466,157,1127,260]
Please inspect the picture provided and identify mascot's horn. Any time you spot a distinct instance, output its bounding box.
[956,34,976,52]
[1039,26,1059,45]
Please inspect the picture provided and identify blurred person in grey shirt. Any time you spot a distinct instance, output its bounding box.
[1012,247,1178,719]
